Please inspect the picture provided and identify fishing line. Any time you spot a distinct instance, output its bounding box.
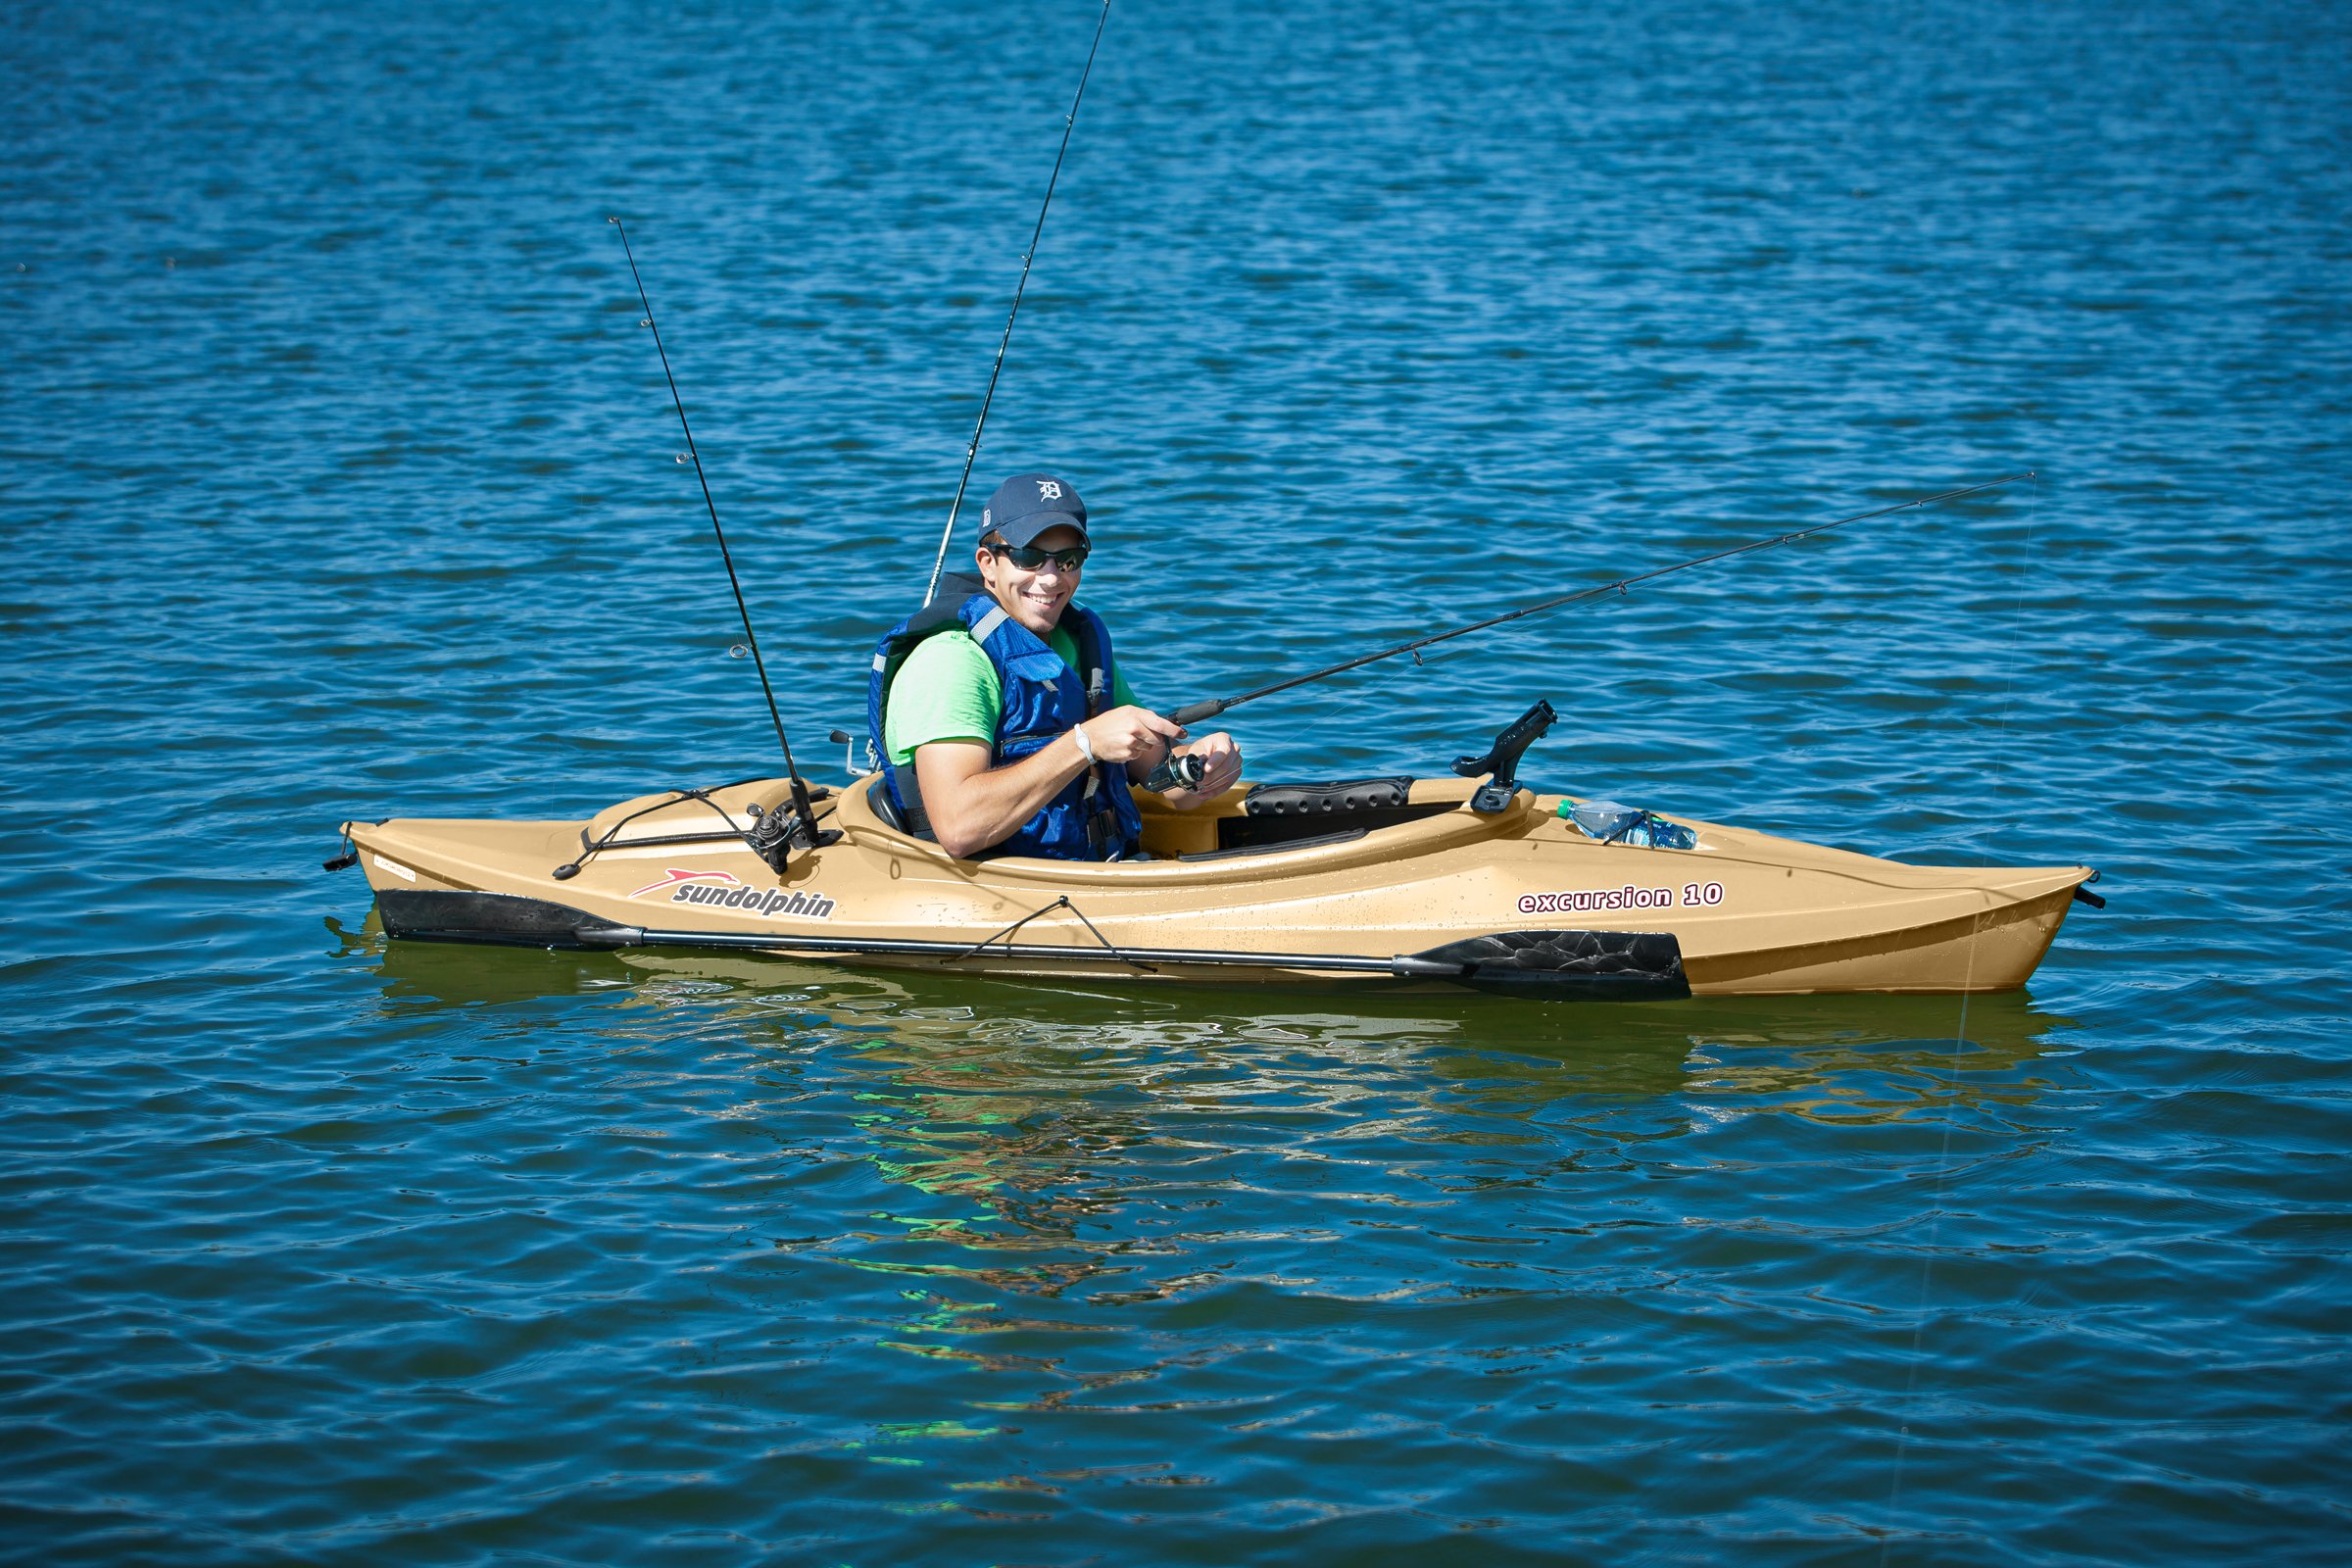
[921,0,1115,605]
[1879,472,2044,1559]
[1164,474,2036,727]
[608,217,830,850]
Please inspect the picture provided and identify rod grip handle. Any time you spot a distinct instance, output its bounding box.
[1165,698,1228,727]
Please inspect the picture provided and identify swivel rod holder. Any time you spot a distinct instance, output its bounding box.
[1452,700,1556,813]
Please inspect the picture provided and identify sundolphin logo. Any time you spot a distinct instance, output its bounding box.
[628,867,836,920]
[671,879,836,920]
[1036,479,1062,502]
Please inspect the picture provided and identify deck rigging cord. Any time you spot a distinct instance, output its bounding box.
[548,777,837,883]
[607,217,834,854]
[942,894,1155,972]
[921,0,1115,605]
[1159,473,2036,727]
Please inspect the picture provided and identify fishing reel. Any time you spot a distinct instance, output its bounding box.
[745,804,797,874]
[746,782,840,873]
[829,728,878,780]
[1143,751,1205,793]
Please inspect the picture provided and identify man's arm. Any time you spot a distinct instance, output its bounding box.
[914,707,1183,858]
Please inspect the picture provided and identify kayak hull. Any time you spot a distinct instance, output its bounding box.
[341,772,2092,998]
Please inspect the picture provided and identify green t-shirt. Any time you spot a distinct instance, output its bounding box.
[886,624,1142,766]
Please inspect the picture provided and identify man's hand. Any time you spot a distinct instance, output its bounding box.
[913,708,1233,858]
[1079,706,1186,764]
[1155,730,1242,808]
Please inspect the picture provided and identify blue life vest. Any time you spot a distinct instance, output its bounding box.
[866,575,1144,861]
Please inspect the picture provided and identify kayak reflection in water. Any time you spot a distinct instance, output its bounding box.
[866,472,1244,860]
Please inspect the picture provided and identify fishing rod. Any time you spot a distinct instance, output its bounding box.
[607,216,829,853]
[1162,473,2036,727]
[921,0,1114,605]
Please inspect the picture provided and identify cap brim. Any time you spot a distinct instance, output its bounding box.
[983,511,1090,548]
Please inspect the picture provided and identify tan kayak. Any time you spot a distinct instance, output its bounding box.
[337,764,2096,999]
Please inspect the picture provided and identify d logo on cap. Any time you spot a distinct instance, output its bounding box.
[978,471,1090,548]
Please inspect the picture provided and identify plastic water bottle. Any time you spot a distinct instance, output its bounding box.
[1561,799,1696,851]
[1566,800,1641,840]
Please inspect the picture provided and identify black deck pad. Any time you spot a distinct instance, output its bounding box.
[375,890,644,950]
[1243,777,1414,815]
[1403,929,1689,1000]
[1222,777,1450,852]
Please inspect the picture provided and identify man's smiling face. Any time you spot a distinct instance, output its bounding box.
[977,523,1088,636]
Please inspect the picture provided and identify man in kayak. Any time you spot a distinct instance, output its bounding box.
[865,472,1244,860]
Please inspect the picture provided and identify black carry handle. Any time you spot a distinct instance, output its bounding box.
[322,823,362,872]
[1452,700,1557,813]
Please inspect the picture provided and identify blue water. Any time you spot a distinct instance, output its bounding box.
[6,0,2350,1561]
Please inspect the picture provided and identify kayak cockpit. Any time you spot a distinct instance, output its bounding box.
[852,769,1507,863]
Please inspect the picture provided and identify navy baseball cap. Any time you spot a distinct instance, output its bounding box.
[979,472,1089,548]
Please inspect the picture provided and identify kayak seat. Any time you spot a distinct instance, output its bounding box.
[1219,777,1456,853]
[868,782,913,834]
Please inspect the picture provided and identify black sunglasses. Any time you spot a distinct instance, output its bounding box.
[984,540,1089,572]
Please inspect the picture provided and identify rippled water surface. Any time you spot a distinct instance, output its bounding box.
[6,0,2350,1561]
